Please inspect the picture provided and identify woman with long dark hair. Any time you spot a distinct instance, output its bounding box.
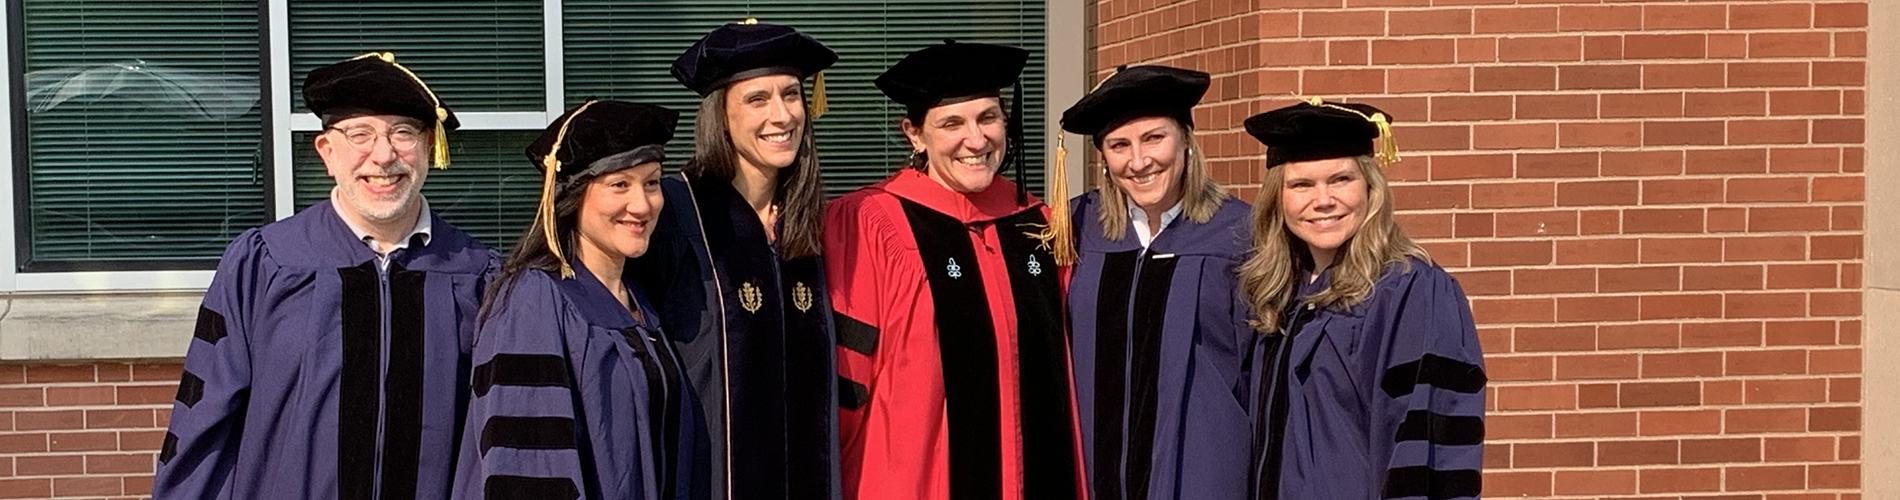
[1060,65,1255,500]
[1238,100,1487,500]
[628,20,841,500]
[451,100,694,500]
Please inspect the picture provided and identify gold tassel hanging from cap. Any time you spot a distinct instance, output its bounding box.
[1029,132,1078,265]
[1303,96,1401,167]
[810,71,829,120]
[1369,112,1399,167]
[354,51,452,169]
[1048,132,1076,264]
[537,99,600,279]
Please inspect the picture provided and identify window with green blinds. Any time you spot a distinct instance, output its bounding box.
[563,0,1047,198]
[291,130,544,249]
[15,0,266,270]
[288,0,545,112]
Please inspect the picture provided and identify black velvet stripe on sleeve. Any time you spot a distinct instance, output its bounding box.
[996,209,1081,500]
[1392,410,1485,446]
[838,376,870,411]
[192,306,228,344]
[485,475,582,500]
[834,310,880,356]
[1381,354,1487,399]
[158,432,179,464]
[1089,250,1140,500]
[336,262,381,500]
[480,416,580,455]
[1380,466,1481,500]
[1124,255,1179,500]
[900,200,1003,500]
[174,370,205,408]
[472,354,572,398]
[380,267,428,500]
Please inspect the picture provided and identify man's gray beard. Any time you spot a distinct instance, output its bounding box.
[341,159,419,223]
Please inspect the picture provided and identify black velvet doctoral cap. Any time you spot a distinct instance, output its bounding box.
[874,40,1029,108]
[1244,100,1394,168]
[302,53,460,131]
[671,21,837,96]
[1060,65,1209,144]
[526,100,678,186]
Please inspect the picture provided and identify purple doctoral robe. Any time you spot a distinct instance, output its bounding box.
[1068,192,1256,500]
[1250,258,1487,500]
[154,200,500,500]
[450,262,696,500]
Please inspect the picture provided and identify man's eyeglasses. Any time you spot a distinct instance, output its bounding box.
[327,125,425,152]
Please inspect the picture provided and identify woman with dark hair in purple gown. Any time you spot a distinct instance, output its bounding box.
[450,100,695,500]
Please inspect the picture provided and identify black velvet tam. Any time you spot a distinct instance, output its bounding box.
[302,55,459,130]
[874,40,1028,108]
[1243,101,1391,168]
[526,100,679,183]
[671,21,837,96]
[1060,65,1209,142]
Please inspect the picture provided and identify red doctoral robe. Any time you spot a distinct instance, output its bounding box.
[824,168,1088,500]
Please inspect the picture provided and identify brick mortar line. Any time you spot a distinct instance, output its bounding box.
[1102,56,1875,77]
[0,404,172,411]
[1484,432,1863,440]
[1099,32,1871,52]
[1,383,183,389]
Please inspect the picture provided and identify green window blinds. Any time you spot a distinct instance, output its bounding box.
[563,0,1047,198]
[288,0,546,248]
[287,0,545,112]
[16,0,265,270]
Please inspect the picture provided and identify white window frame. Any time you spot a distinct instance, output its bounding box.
[2,0,1076,294]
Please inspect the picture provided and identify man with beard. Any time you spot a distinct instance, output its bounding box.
[153,52,500,500]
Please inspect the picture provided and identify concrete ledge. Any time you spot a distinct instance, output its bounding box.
[0,293,200,361]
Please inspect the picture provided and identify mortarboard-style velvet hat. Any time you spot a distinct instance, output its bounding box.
[302,52,460,169]
[1244,98,1399,169]
[526,100,679,278]
[672,20,837,110]
[874,40,1029,108]
[1060,65,1210,144]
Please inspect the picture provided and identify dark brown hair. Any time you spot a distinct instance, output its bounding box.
[684,85,825,260]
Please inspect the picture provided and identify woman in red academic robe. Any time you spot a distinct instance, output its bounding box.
[822,41,1088,500]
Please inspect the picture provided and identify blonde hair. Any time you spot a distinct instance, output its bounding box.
[1094,118,1227,241]
[1237,155,1429,333]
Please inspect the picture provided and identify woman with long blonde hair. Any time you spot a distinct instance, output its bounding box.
[1059,65,1255,500]
[1238,100,1487,500]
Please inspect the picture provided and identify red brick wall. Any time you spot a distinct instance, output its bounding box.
[0,363,179,499]
[1095,0,1865,496]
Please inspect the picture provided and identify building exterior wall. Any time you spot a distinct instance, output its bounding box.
[0,0,1877,498]
[1092,0,1867,496]
[0,363,179,499]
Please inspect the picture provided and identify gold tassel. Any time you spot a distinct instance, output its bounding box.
[1028,132,1078,265]
[537,100,600,279]
[810,71,828,120]
[357,51,452,169]
[1048,133,1076,265]
[432,108,451,168]
[1371,113,1399,167]
[538,156,571,278]
[1304,96,1401,167]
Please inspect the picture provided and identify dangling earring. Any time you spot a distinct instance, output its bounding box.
[908,150,928,171]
